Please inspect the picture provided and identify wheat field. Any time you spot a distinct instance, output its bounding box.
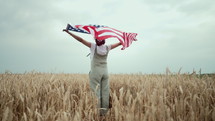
[0,72,214,121]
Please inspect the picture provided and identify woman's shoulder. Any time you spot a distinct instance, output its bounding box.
[91,43,96,48]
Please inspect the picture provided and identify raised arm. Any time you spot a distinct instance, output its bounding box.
[111,42,122,50]
[63,29,91,48]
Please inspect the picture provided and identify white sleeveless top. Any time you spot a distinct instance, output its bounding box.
[90,43,111,60]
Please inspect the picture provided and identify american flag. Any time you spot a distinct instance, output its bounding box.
[66,24,137,50]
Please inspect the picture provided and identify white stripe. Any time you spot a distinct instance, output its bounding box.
[88,27,95,37]
[76,25,89,33]
[97,27,122,36]
[98,32,124,40]
[127,33,133,47]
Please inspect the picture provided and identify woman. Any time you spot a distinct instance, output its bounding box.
[63,29,121,116]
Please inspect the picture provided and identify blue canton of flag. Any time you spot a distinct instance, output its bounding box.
[66,24,90,34]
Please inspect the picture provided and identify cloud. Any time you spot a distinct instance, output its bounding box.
[177,0,215,16]
[0,0,93,73]
[0,0,214,73]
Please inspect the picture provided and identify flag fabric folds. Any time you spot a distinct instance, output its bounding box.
[66,24,137,50]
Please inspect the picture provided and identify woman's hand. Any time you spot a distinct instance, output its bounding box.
[63,29,69,33]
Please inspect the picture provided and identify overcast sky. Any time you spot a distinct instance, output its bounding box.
[0,0,215,74]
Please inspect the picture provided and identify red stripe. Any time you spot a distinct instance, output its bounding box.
[96,35,124,44]
[96,29,124,39]
[73,25,137,50]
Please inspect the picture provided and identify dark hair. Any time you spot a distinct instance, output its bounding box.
[95,39,105,46]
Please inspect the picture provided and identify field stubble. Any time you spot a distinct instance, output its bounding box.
[0,73,215,121]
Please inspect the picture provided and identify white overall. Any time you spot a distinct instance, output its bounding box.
[89,45,110,116]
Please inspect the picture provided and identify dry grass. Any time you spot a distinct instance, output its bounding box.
[0,72,214,121]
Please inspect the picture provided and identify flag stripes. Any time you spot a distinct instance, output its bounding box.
[66,24,137,50]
